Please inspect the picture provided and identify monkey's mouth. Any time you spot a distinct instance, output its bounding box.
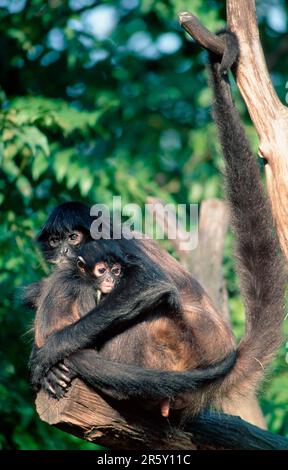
[101,283,114,293]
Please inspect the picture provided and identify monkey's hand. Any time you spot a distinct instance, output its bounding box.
[42,351,98,399]
[29,344,64,390]
[42,363,76,399]
[21,281,43,310]
[28,348,47,390]
[28,328,78,389]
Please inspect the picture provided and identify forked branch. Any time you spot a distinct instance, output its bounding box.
[179,0,288,262]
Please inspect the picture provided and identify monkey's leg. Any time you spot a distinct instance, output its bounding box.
[30,282,179,388]
[42,348,236,401]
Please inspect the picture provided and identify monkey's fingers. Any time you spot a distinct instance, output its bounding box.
[42,378,63,399]
[45,377,66,400]
[49,369,70,389]
[57,362,70,373]
[43,379,57,396]
[51,366,72,384]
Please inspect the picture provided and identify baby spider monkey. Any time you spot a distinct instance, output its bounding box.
[31,240,145,349]
[76,245,123,300]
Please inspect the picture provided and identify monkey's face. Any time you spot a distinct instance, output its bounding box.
[76,257,122,295]
[40,230,88,264]
[36,201,94,263]
[93,262,122,293]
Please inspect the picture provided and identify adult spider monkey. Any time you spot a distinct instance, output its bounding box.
[29,201,237,406]
[27,33,285,421]
[26,239,237,417]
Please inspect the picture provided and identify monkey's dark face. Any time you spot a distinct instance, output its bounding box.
[36,201,94,264]
[93,261,122,293]
[76,256,122,296]
[40,230,88,264]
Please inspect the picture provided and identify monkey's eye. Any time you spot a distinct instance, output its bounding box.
[111,264,121,276]
[94,262,107,277]
[77,257,86,272]
[49,236,60,248]
[68,231,83,246]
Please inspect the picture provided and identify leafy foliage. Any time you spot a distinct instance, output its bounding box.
[0,0,287,449]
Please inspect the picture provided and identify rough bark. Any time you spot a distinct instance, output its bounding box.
[179,0,288,262]
[189,199,230,321]
[36,380,288,450]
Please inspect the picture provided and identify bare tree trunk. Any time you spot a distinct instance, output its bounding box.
[189,199,230,322]
[179,0,288,262]
[147,198,230,320]
[226,0,288,263]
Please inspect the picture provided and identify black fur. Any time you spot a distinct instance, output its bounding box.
[64,349,237,401]
[37,201,92,241]
[22,282,43,310]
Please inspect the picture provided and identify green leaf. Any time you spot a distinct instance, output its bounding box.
[78,168,94,196]
[16,126,50,157]
[52,148,74,183]
[16,175,32,199]
[2,159,19,180]
[31,152,49,180]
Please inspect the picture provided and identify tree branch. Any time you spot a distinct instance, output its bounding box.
[178,2,288,262]
[35,380,288,450]
[179,13,224,55]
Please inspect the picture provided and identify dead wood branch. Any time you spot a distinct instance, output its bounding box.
[179,1,288,262]
[36,379,288,450]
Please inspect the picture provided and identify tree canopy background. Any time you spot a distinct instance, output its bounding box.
[0,0,288,450]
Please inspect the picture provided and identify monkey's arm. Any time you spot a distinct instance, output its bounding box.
[29,280,178,388]
[43,348,237,401]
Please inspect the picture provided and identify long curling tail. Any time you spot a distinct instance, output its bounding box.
[209,32,286,396]
[68,349,236,400]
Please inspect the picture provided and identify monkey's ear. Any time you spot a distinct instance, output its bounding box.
[76,256,86,272]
